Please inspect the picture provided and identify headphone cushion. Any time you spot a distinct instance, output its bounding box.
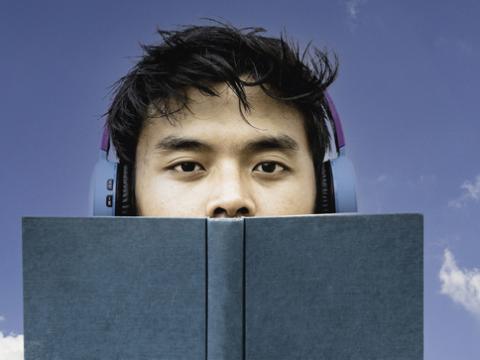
[115,163,132,216]
[317,161,336,213]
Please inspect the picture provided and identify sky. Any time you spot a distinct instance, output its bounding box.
[1,0,479,358]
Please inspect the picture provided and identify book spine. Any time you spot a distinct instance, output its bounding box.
[207,219,244,360]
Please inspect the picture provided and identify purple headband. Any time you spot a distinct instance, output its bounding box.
[324,92,345,150]
[101,126,110,152]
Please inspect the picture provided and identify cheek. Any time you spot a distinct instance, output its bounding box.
[254,175,316,215]
[135,163,168,215]
[135,174,208,216]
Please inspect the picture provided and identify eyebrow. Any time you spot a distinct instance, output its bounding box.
[243,135,299,153]
[154,136,211,152]
[153,134,299,154]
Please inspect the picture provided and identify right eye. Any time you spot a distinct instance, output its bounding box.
[171,161,204,173]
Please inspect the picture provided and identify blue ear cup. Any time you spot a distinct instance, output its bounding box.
[330,148,357,212]
[90,132,136,216]
[323,92,358,213]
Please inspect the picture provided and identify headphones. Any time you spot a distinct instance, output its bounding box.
[89,93,357,216]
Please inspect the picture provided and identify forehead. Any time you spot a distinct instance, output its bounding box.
[140,83,309,151]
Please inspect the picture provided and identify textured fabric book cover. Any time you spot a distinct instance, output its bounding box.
[23,214,423,360]
[23,217,207,359]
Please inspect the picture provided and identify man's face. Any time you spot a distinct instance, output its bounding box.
[135,83,316,217]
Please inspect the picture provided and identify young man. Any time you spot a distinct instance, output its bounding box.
[105,23,338,217]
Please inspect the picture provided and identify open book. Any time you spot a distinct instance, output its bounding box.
[23,214,423,359]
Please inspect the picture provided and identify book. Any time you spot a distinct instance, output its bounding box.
[23,214,423,359]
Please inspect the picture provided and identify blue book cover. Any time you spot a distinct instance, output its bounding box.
[23,214,423,359]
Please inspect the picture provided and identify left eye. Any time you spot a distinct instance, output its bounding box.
[253,162,286,174]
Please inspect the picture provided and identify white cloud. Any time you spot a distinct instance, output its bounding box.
[0,332,23,360]
[439,249,480,317]
[448,174,480,208]
[461,175,480,200]
[345,0,367,19]
[0,316,4,322]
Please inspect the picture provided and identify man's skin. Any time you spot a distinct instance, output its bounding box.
[135,82,317,217]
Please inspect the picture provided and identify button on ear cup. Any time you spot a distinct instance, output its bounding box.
[317,161,336,213]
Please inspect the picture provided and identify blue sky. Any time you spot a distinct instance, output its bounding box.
[1,0,479,358]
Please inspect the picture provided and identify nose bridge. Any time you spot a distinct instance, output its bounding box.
[207,160,255,217]
[218,160,245,194]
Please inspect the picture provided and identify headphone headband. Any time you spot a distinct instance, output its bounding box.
[101,127,110,152]
[325,92,345,151]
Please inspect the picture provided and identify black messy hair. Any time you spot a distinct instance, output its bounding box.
[106,22,338,213]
